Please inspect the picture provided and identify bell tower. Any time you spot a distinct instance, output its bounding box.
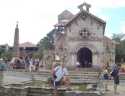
[78,2,91,12]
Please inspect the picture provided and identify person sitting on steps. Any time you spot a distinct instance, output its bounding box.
[49,63,70,89]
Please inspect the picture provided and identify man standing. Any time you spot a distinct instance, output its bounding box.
[111,64,120,94]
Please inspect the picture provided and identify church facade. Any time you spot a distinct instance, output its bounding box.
[54,3,116,68]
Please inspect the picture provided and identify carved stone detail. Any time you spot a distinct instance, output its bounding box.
[68,36,103,42]
[79,27,91,39]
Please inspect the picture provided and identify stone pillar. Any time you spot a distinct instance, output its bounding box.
[93,54,99,66]
[93,52,102,68]
[71,52,77,67]
[13,22,20,57]
[66,52,77,69]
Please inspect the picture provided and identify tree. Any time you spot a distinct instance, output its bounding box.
[0,47,5,58]
[35,29,57,59]
[1,51,13,61]
[0,47,13,61]
[112,33,125,63]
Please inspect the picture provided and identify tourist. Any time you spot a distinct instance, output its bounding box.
[111,63,117,71]
[51,63,70,89]
[19,57,25,69]
[98,70,105,94]
[102,67,109,91]
[110,64,120,94]
[48,63,57,86]
[88,62,92,67]
[76,61,80,71]
[34,58,39,71]
[29,58,35,72]
[9,57,16,69]
[38,60,44,71]
[24,56,30,70]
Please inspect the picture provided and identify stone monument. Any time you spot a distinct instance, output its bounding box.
[13,21,20,57]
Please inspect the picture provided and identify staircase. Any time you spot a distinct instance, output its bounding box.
[2,68,100,85]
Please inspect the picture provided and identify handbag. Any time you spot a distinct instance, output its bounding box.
[53,67,59,79]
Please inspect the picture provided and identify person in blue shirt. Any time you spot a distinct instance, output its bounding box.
[111,64,120,94]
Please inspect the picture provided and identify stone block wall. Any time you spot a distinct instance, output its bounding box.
[0,86,28,96]
[0,86,101,96]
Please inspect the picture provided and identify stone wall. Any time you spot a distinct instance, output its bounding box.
[0,86,28,96]
[65,91,101,96]
[0,86,101,96]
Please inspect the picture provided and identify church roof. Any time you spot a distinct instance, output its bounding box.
[58,10,74,20]
[19,42,36,48]
[65,10,106,26]
[103,36,119,45]
[64,10,106,34]
[58,10,74,25]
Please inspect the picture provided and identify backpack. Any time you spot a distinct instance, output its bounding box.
[53,67,59,79]
[111,69,118,77]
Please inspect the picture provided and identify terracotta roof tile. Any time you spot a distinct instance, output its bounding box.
[19,42,36,48]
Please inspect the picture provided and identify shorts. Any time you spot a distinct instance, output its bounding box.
[48,77,62,87]
[114,76,119,85]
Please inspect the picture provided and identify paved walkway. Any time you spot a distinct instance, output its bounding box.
[104,82,125,96]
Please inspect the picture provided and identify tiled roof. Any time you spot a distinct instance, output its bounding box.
[19,42,36,48]
[103,36,119,45]
[58,10,74,21]
[58,10,74,25]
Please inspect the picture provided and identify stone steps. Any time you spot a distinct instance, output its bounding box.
[2,69,100,85]
[4,69,125,85]
[4,71,99,83]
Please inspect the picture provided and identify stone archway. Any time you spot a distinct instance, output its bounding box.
[77,47,92,67]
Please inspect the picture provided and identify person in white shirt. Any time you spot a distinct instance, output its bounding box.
[29,59,35,72]
[52,63,70,88]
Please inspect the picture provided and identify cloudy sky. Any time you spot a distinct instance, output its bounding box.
[0,0,125,46]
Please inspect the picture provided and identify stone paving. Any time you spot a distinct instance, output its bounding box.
[104,82,125,96]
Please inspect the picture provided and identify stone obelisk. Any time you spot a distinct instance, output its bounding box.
[13,22,20,57]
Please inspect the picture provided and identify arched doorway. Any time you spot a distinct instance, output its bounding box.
[77,47,92,68]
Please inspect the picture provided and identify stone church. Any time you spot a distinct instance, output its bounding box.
[53,2,116,68]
